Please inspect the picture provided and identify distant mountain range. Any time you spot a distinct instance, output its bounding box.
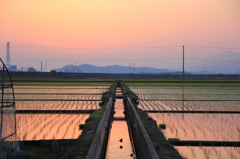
[173,50,240,74]
[55,64,174,74]
[55,50,240,74]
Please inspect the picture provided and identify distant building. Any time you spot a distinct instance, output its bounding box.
[28,67,37,72]
[9,65,17,72]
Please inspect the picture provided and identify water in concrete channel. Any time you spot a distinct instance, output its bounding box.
[105,88,136,159]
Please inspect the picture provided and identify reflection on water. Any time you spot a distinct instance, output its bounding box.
[14,86,109,94]
[105,91,135,158]
[148,112,240,159]
[17,114,89,140]
[139,100,240,111]
[175,146,240,159]
[148,113,240,141]
[16,101,100,110]
[106,121,133,159]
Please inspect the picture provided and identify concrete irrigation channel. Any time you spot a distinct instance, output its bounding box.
[86,83,159,159]
[86,81,240,158]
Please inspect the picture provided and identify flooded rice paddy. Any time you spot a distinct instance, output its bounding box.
[14,86,108,94]
[17,114,89,140]
[148,113,240,141]
[175,146,240,159]
[14,86,108,110]
[17,101,100,110]
[130,86,240,101]
[139,101,240,111]
[129,85,240,159]
[15,86,107,141]
[15,94,102,100]
[14,84,240,158]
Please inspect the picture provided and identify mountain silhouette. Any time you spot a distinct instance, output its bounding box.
[173,50,240,74]
[56,51,240,74]
[55,64,174,74]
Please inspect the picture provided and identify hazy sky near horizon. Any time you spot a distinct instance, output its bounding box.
[0,0,240,71]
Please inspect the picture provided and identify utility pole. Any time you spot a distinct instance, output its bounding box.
[183,46,184,83]
[182,46,185,119]
[129,63,131,73]
[75,62,76,73]
[6,42,11,69]
[39,61,42,72]
[45,60,47,72]
[133,63,135,73]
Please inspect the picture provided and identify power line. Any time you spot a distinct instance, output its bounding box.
[187,46,240,49]
[0,45,239,50]
[1,57,182,62]
[187,58,240,62]
[0,45,180,50]
[1,57,240,62]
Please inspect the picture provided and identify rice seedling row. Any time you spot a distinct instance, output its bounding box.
[130,86,240,101]
[15,94,102,100]
[16,101,100,110]
[14,86,108,94]
[149,113,240,141]
[148,113,240,158]
[128,84,240,159]
[175,146,240,159]
[138,100,240,111]
[17,114,89,140]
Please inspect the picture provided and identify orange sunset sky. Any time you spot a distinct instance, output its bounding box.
[0,0,240,71]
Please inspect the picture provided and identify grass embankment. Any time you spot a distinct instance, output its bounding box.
[100,82,116,105]
[122,82,183,159]
[22,83,115,159]
[122,82,139,101]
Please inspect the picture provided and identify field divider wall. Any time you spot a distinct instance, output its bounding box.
[140,99,240,101]
[16,110,97,114]
[144,110,240,114]
[86,97,113,159]
[169,140,240,147]
[15,99,101,101]
[126,97,159,159]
